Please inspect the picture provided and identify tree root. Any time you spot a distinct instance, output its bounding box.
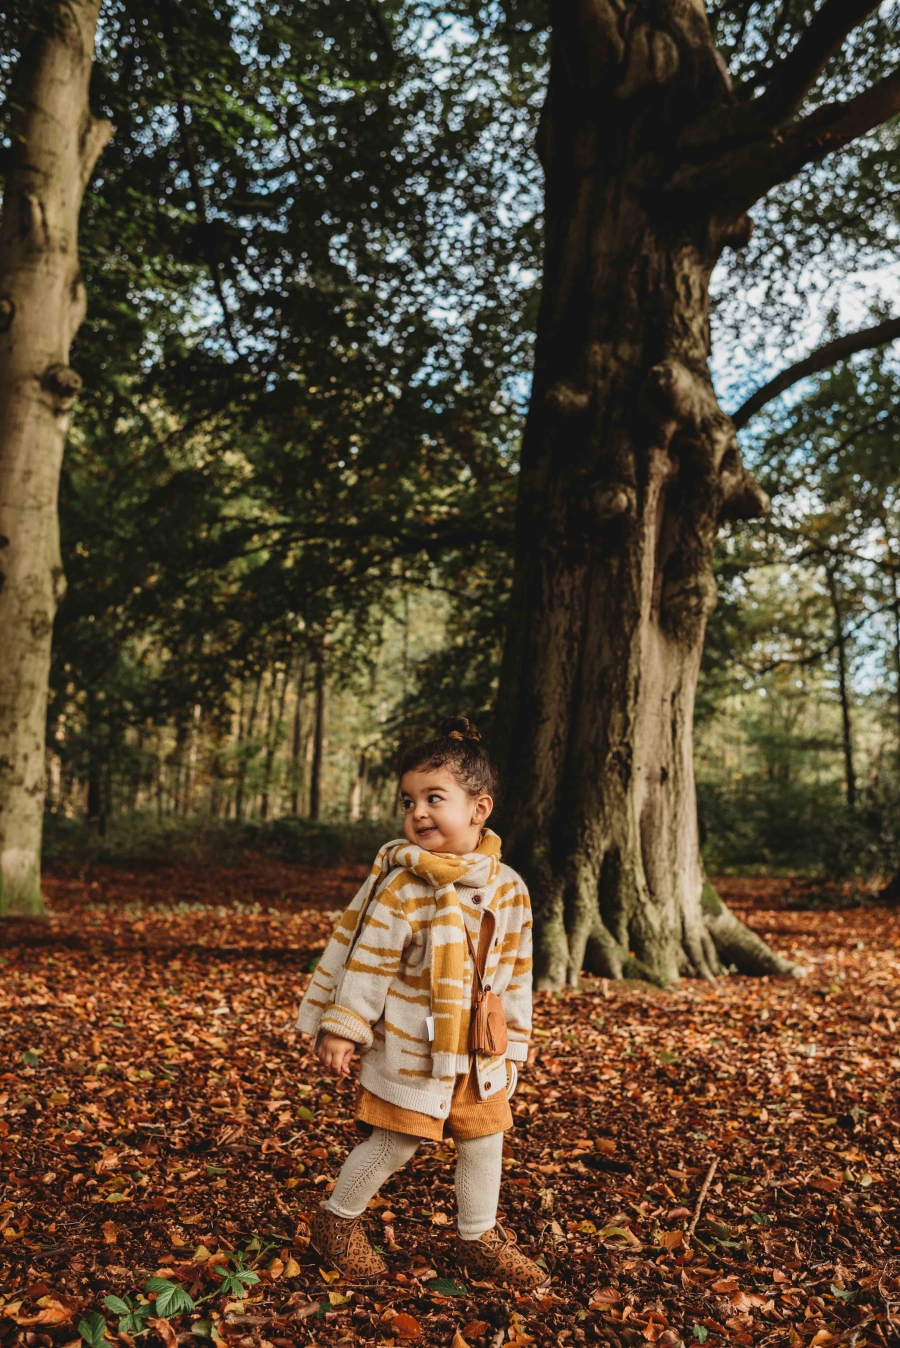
[701,879,801,976]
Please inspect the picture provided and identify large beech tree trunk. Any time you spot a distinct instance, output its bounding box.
[495,2,805,988]
[0,2,110,916]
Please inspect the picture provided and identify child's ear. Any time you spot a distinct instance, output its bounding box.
[472,793,493,824]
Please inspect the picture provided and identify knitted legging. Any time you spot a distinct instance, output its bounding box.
[324,1126,503,1241]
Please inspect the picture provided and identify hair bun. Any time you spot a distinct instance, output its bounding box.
[441,714,482,743]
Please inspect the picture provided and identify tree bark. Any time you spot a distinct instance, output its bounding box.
[261,663,289,820]
[494,0,797,988]
[235,670,262,822]
[0,1,110,916]
[290,652,308,816]
[824,565,856,807]
[309,651,326,822]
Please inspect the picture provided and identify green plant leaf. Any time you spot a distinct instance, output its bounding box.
[102,1297,130,1316]
[205,1165,228,1177]
[750,1212,772,1225]
[78,1312,109,1348]
[831,1286,856,1303]
[21,1049,42,1066]
[191,1321,215,1338]
[146,1278,195,1317]
[693,1327,708,1343]
[658,1050,678,1064]
[296,1105,314,1120]
[423,1277,467,1296]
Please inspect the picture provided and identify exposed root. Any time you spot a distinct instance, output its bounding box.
[701,879,800,976]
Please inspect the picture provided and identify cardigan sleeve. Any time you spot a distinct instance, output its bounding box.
[501,888,533,1062]
[318,876,411,1050]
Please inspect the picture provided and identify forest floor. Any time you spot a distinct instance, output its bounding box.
[1,860,899,1348]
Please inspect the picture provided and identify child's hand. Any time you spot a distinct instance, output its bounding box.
[317,1033,356,1078]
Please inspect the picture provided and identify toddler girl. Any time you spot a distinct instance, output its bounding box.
[296,716,546,1288]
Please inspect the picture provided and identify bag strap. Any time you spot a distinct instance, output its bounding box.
[464,924,486,999]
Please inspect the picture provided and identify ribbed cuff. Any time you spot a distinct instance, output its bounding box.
[505,1040,529,1063]
[431,1051,469,1079]
[319,1004,374,1049]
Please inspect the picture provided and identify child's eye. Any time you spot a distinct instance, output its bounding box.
[400,799,412,810]
[427,794,443,804]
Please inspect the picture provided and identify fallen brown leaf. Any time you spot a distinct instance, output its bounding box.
[392,1312,423,1339]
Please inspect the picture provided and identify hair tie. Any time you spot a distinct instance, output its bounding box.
[448,730,464,741]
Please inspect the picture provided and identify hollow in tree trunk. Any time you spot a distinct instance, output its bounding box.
[0,1,110,916]
[492,1,830,987]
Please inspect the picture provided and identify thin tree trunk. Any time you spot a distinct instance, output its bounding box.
[258,670,276,820]
[290,653,308,816]
[309,652,326,822]
[825,565,856,807]
[493,4,793,987]
[261,664,289,820]
[0,2,111,916]
[156,731,164,821]
[349,752,368,822]
[890,564,900,757]
[235,670,262,823]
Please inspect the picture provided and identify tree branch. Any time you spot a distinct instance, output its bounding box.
[731,315,900,429]
[667,68,900,214]
[777,67,900,181]
[78,115,113,190]
[754,0,881,126]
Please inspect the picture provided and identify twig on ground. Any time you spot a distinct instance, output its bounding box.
[688,1157,719,1240]
[878,1258,899,1331]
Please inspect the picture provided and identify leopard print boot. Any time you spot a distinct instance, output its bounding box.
[309,1206,388,1280]
[455,1223,549,1290]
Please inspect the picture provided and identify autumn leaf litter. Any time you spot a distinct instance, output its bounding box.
[1,863,899,1348]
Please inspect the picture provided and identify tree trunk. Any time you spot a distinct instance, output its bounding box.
[825,565,856,807]
[309,652,326,822]
[290,653,308,816]
[494,5,794,988]
[349,752,368,822]
[235,670,262,822]
[0,2,110,916]
[889,561,900,757]
[261,664,289,820]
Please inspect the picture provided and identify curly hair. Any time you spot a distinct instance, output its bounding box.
[398,714,498,799]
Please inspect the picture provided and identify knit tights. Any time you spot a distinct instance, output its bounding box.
[324,1127,503,1240]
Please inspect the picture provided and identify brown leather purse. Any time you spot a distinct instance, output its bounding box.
[465,927,508,1056]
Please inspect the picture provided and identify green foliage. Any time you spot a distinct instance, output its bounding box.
[77,1313,109,1348]
[102,1294,151,1337]
[423,1277,467,1296]
[210,1254,260,1300]
[145,1278,196,1318]
[41,811,391,867]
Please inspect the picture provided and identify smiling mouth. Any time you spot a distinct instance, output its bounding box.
[416,825,438,837]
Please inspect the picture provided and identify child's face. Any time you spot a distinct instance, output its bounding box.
[399,765,493,854]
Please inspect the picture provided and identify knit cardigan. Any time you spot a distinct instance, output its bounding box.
[296,836,533,1121]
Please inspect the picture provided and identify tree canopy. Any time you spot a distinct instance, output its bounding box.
[1,0,898,876]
